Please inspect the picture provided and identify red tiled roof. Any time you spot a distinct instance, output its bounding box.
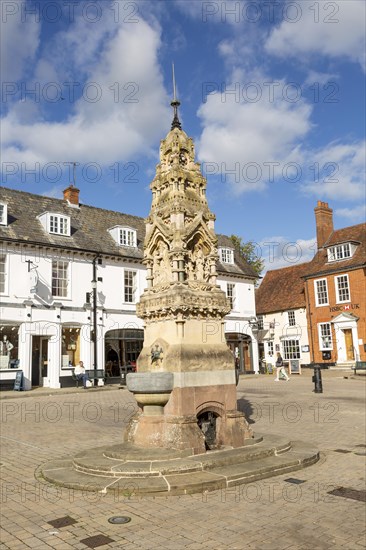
[255,262,308,314]
[303,223,366,278]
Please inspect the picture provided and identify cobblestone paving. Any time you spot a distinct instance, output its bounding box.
[1,373,365,549]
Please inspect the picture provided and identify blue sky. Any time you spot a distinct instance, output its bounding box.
[1,0,365,272]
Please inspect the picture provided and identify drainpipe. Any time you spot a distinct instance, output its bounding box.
[304,280,315,363]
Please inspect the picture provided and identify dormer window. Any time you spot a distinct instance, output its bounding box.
[38,212,71,236]
[0,203,7,225]
[49,214,69,235]
[108,226,137,247]
[120,228,137,247]
[327,243,354,262]
[219,247,234,264]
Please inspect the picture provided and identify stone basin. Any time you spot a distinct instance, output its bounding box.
[126,372,174,416]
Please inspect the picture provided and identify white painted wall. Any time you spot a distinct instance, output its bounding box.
[260,308,311,370]
[1,248,257,387]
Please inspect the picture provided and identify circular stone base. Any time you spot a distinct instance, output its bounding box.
[37,434,319,496]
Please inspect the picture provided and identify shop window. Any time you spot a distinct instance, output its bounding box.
[61,327,81,368]
[282,339,300,360]
[0,326,19,369]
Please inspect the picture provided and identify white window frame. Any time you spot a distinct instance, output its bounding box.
[108,226,137,248]
[0,254,8,295]
[327,243,352,262]
[219,248,234,264]
[49,214,70,236]
[257,315,264,330]
[318,323,333,350]
[282,339,300,360]
[119,228,137,247]
[314,278,329,306]
[38,212,71,236]
[288,311,296,326]
[226,283,236,310]
[267,341,274,357]
[335,274,350,303]
[0,203,7,225]
[124,269,137,303]
[52,260,70,298]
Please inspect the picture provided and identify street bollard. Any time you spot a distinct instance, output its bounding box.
[312,365,323,393]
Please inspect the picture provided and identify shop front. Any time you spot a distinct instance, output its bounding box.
[105,328,144,377]
[225,332,253,373]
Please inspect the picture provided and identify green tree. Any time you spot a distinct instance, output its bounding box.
[230,235,264,278]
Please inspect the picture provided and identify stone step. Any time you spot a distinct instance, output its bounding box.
[39,435,319,496]
[72,434,288,478]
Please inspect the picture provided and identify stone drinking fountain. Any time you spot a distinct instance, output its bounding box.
[40,91,319,496]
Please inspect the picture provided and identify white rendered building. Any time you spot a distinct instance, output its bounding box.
[0,186,259,389]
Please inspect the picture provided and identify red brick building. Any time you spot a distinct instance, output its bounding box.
[303,202,366,366]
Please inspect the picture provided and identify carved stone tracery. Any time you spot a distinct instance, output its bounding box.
[137,123,230,321]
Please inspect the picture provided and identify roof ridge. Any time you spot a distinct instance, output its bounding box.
[0,185,144,221]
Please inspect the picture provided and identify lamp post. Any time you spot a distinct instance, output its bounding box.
[92,258,98,373]
[248,317,260,374]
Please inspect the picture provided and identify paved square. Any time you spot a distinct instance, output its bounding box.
[1,372,365,549]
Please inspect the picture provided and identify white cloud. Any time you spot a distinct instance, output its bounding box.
[175,0,247,22]
[197,80,313,192]
[265,0,366,71]
[0,0,41,81]
[258,236,317,272]
[304,70,338,87]
[335,205,366,222]
[301,141,365,201]
[1,16,171,168]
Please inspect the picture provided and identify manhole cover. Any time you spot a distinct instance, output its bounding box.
[48,516,77,528]
[284,478,307,485]
[108,516,131,524]
[80,534,115,548]
[333,449,352,453]
[327,487,366,502]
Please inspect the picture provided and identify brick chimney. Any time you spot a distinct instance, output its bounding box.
[63,184,80,207]
[314,201,333,249]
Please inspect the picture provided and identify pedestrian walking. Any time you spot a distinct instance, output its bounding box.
[275,352,290,381]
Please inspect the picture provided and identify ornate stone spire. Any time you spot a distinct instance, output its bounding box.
[137,86,229,325]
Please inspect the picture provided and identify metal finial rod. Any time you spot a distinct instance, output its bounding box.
[73,162,76,185]
[172,63,177,101]
[170,63,181,130]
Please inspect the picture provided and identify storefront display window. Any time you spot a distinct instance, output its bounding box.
[62,327,81,368]
[0,326,19,369]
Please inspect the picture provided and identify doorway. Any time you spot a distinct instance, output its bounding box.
[344,329,354,361]
[32,336,49,386]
